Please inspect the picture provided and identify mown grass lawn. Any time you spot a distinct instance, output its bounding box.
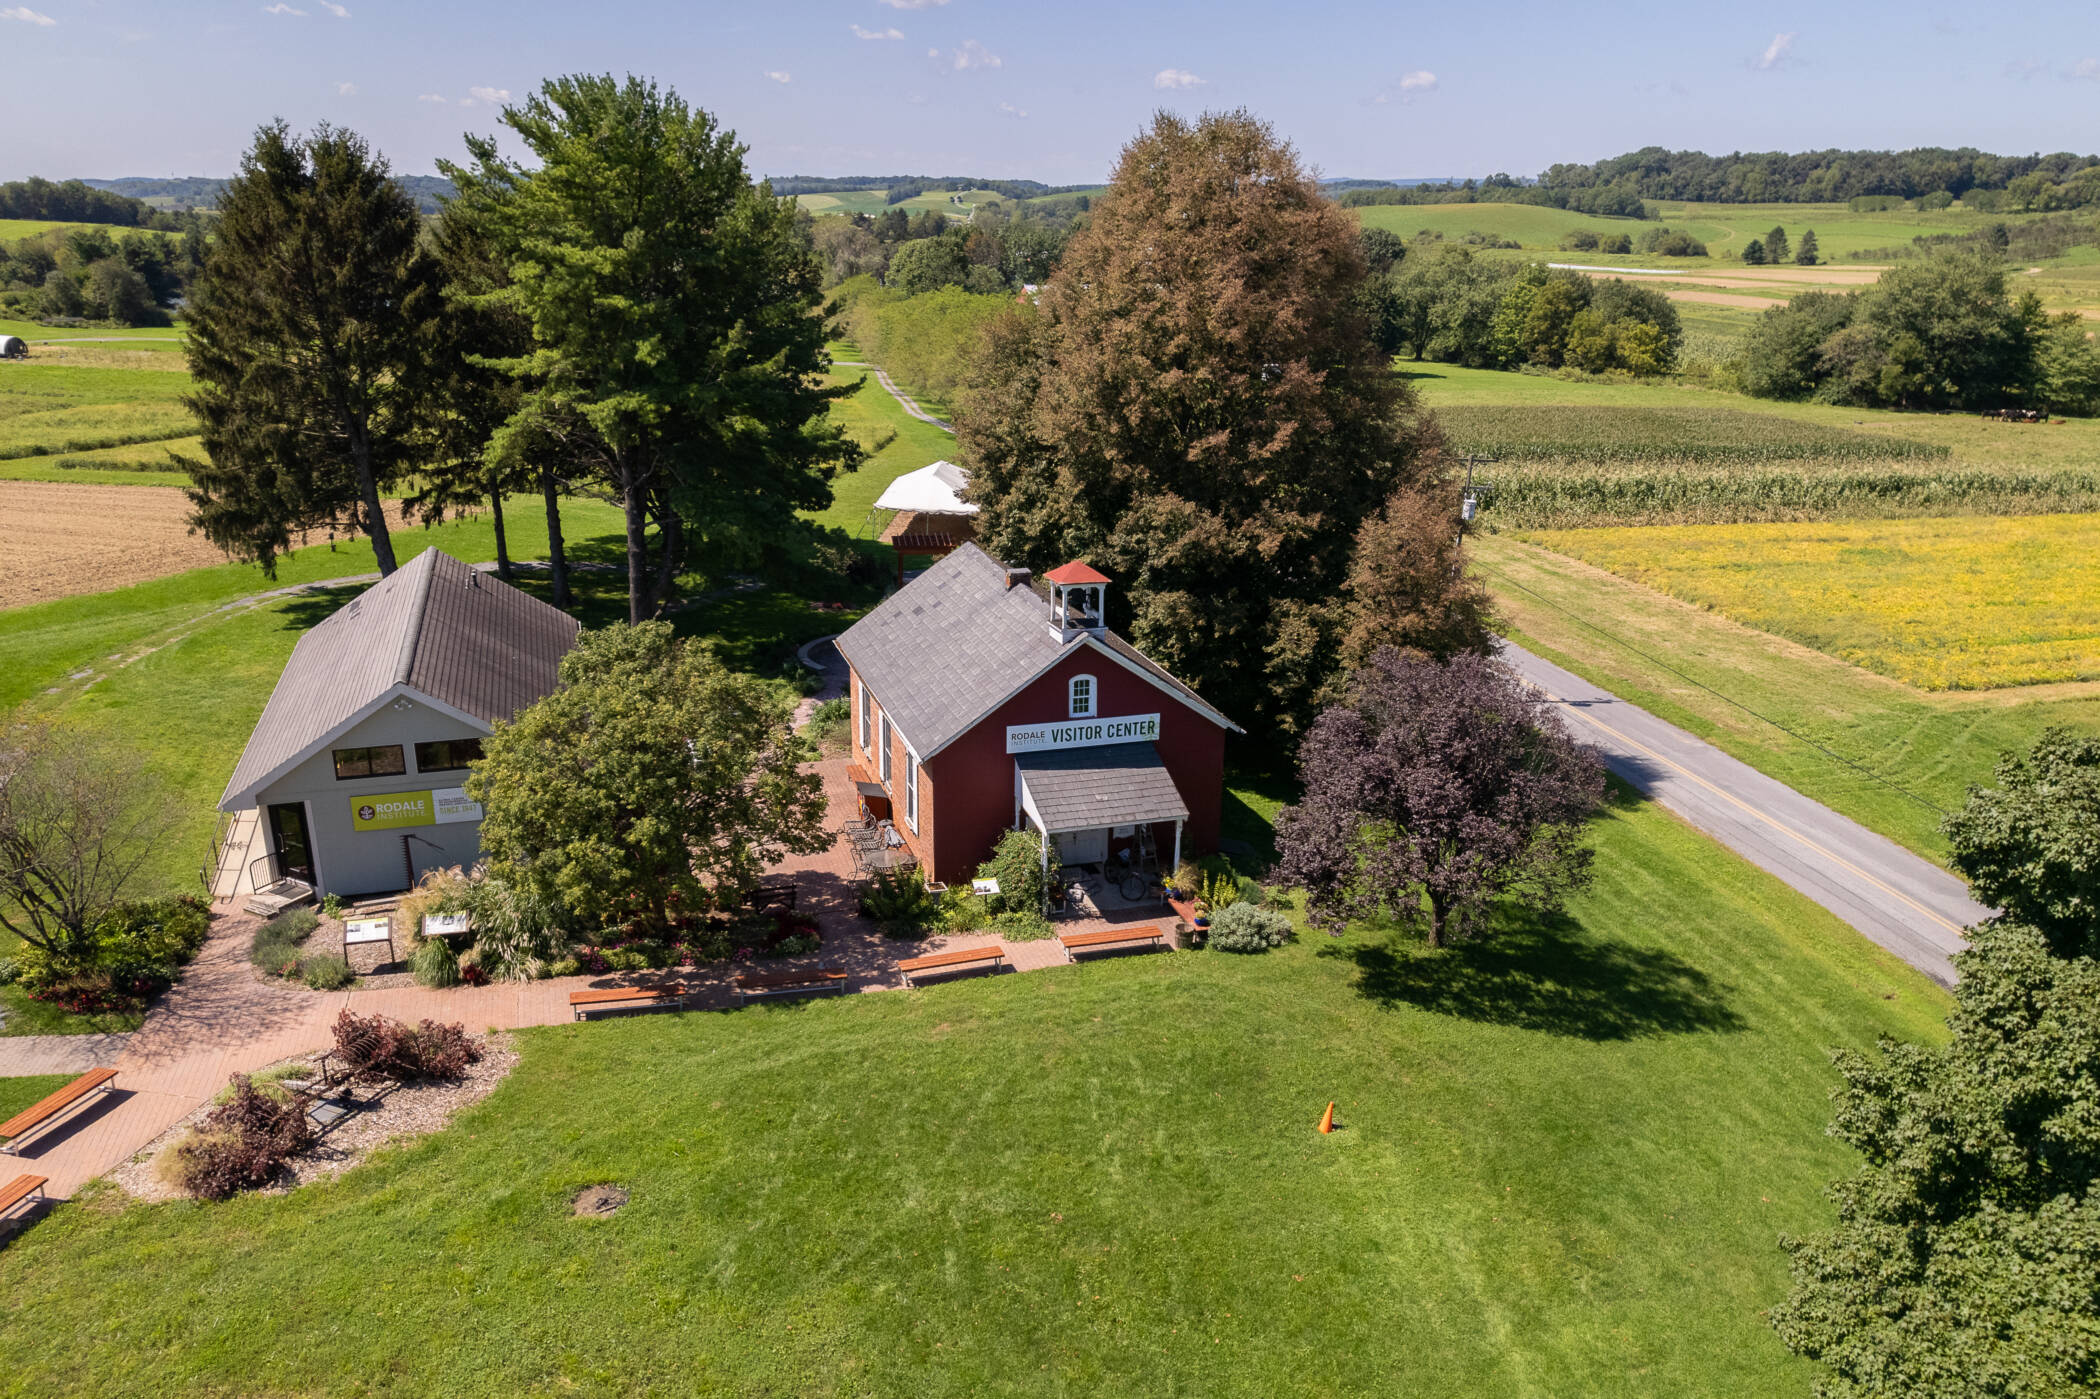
[1474,532,2100,862]
[0,788,1944,1397]
[0,1074,74,1123]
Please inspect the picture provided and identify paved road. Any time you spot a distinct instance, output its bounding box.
[1503,643,1986,987]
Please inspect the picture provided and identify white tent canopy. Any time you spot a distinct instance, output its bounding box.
[874,460,977,516]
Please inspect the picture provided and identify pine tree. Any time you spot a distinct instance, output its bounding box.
[1766,226,1791,263]
[1795,228,1820,265]
[1742,238,1767,265]
[180,121,440,577]
[446,75,862,622]
[956,111,1472,733]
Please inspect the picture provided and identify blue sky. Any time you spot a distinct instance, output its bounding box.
[4,1,2099,184]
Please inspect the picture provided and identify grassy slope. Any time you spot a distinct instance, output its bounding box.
[1473,532,2100,863]
[1355,202,1642,248]
[810,366,959,537]
[0,789,1946,1398]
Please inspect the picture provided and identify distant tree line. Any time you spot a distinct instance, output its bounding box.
[1338,174,1650,218]
[762,174,1096,201]
[0,176,192,229]
[0,224,199,327]
[77,173,458,215]
[1741,250,2100,414]
[1539,145,2100,204]
[1364,239,1685,376]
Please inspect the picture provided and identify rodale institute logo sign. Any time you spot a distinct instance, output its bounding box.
[1005,713,1161,755]
[348,787,482,832]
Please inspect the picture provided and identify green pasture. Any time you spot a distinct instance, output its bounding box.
[0,218,169,243]
[0,317,184,345]
[1475,532,2100,863]
[0,772,1946,1396]
[0,433,198,485]
[1354,201,1643,249]
[808,366,955,537]
[0,362,195,459]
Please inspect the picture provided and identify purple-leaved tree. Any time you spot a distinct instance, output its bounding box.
[1275,649,1605,946]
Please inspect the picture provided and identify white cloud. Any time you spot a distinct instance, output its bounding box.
[999,101,1027,118]
[1153,68,1205,90]
[2004,58,2048,81]
[2072,57,2100,80]
[1753,32,1797,71]
[261,2,306,14]
[877,0,947,7]
[1369,70,1438,105]
[905,92,928,105]
[851,23,903,39]
[765,70,792,84]
[0,6,56,24]
[333,80,357,95]
[467,85,510,104]
[417,93,449,103]
[931,38,1000,71]
[318,0,348,14]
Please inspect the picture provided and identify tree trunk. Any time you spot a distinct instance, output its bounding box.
[541,465,569,610]
[647,507,683,617]
[488,476,512,581]
[1425,889,1447,949]
[352,430,398,576]
[620,461,650,625]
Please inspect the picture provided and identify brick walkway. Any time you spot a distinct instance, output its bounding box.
[7,759,1180,1199]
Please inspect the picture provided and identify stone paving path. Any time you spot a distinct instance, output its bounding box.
[7,759,1175,1199]
[0,1033,135,1077]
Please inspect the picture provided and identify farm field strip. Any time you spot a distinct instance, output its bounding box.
[1518,514,2100,692]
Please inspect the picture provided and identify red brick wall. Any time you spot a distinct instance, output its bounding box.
[847,663,935,871]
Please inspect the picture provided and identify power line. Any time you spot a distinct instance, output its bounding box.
[1477,557,1950,817]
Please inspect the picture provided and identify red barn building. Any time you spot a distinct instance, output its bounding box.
[835,545,1240,886]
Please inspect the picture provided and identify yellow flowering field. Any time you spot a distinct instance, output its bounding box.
[1521,513,2100,691]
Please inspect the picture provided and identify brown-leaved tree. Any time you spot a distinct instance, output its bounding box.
[957,109,1481,732]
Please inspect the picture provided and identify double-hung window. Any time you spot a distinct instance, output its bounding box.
[879,713,892,784]
[859,680,871,751]
[904,750,919,832]
[1069,674,1095,719]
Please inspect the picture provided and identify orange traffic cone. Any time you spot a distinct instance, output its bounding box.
[1318,1102,1336,1134]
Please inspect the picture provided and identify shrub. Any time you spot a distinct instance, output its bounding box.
[860,867,939,929]
[805,697,850,750]
[466,863,573,982]
[329,1009,480,1084]
[410,936,460,989]
[603,948,650,973]
[0,957,16,986]
[320,894,345,919]
[990,909,1054,941]
[16,895,212,1011]
[170,1074,315,1199]
[1207,902,1294,953]
[545,954,582,979]
[765,932,821,957]
[975,828,1048,917]
[265,908,320,942]
[395,866,472,945]
[298,954,354,990]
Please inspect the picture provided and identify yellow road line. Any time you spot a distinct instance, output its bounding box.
[1531,680,1969,940]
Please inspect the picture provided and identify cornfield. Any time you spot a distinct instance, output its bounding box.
[1476,458,2100,528]
[1439,405,1948,466]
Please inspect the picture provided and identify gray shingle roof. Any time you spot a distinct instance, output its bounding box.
[834,542,1234,756]
[220,549,579,809]
[1018,743,1190,832]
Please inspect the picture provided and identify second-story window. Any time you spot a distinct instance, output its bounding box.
[1069,674,1095,718]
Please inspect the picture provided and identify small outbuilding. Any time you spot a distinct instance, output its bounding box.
[835,544,1241,887]
[218,548,579,899]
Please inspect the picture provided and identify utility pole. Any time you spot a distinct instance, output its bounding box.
[1453,453,1496,574]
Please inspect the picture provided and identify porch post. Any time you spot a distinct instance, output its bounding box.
[1172,820,1182,875]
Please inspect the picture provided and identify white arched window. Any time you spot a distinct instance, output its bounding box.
[1068,674,1096,719]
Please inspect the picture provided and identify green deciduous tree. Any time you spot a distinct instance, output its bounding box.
[1943,728,2100,959]
[180,121,441,576]
[1772,923,2100,1397]
[447,74,862,622]
[956,110,1464,732]
[886,235,968,294]
[468,622,831,934]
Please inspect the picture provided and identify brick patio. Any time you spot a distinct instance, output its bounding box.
[6,757,1183,1200]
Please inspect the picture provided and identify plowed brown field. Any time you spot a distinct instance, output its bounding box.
[0,481,417,611]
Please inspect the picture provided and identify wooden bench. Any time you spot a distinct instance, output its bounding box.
[733,968,849,1005]
[569,984,689,1021]
[0,1173,48,1221]
[0,1068,118,1154]
[1059,925,1170,963]
[896,944,1006,987]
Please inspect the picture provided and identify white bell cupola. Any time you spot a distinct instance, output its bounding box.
[1043,560,1110,644]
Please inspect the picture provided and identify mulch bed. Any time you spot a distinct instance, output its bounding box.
[109,1032,518,1202]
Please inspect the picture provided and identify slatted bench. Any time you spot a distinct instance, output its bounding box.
[569,984,689,1021]
[1059,925,1170,963]
[0,1067,118,1155]
[0,1173,49,1222]
[896,944,1007,987]
[734,968,849,1005]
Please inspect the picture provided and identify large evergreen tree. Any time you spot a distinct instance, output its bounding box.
[445,74,861,622]
[1795,228,1821,265]
[956,110,1466,731]
[1765,225,1791,263]
[180,121,440,577]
